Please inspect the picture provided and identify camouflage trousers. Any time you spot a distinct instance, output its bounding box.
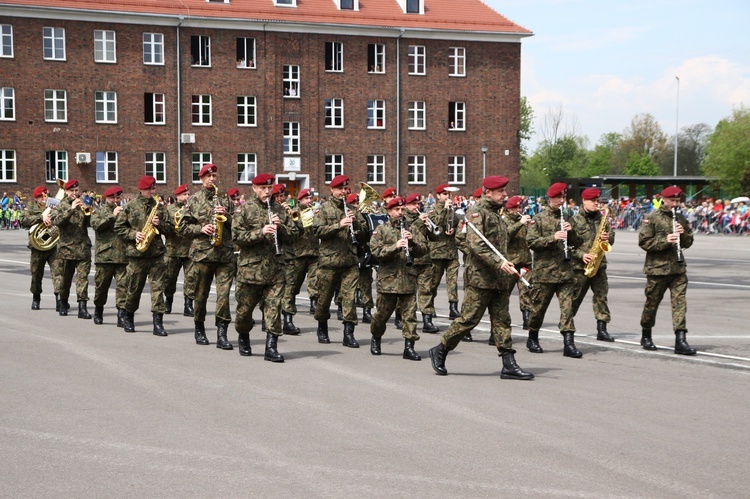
[192,260,234,325]
[123,255,166,314]
[282,256,319,315]
[442,285,513,353]
[425,257,459,314]
[59,258,90,302]
[314,265,359,324]
[571,269,611,322]
[29,247,60,295]
[640,274,688,331]
[413,263,433,313]
[358,266,375,308]
[508,265,533,312]
[527,280,577,333]
[164,255,195,300]
[370,292,419,341]
[235,276,284,336]
[93,263,127,309]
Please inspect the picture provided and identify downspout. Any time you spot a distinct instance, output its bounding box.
[396,28,404,195]
[176,16,184,186]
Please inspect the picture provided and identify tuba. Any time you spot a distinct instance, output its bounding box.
[583,206,612,277]
[29,179,65,251]
[209,185,227,247]
[136,195,162,253]
[358,182,382,214]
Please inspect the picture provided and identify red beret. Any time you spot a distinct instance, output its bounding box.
[386,196,406,209]
[198,163,217,178]
[137,176,156,190]
[505,195,523,209]
[473,187,483,198]
[297,188,311,200]
[404,193,421,205]
[329,175,350,188]
[661,185,682,198]
[482,176,509,190]
[272,184,286,195]
[547,182,568,198]
[435,183,450,194]
[32,186,48,198]
[64,179,79,190]
[581,188,601,200]
[252,173,274,186]
[227,187,240,199]
[382,187,397,198]
[104,186,123,197]
[174,184,189,195]
[346,193,359,204]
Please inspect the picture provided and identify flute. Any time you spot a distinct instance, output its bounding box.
[560,207,570,262]
[400,217,413,267]
[672,207,683,262]
[267,197,282,256]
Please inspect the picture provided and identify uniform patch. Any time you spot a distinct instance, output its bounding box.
[372,230,378,236]
[471,213,480,218]
[643,219,649,225]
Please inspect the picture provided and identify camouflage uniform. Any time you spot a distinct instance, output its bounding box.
[49,196,92,303]
[162,201,195,304]
[404,209,438,315]
[90,201,128,310]
[503,210,534,314]
[570,209,615,322]
[19,200,61,299]
[282,216,319,315]
[425,201,459,314]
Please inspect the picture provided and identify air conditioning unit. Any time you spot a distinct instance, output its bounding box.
[181,133,196,144]
[76,152,91,164]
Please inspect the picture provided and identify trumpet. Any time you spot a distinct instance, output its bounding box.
[80,194,93,216]
[418,208,442,235]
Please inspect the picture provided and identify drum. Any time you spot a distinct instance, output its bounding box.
[359,214,389,268]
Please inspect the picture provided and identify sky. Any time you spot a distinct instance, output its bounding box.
[486,0,750,150]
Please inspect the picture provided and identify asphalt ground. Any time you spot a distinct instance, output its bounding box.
[1,228,749,497]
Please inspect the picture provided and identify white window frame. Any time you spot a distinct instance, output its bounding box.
[403,0,423,14]
[191,35,211,67]
[145,152,166,183]
[96,151,118,183]
[43,27,65,61]
[407,155,426,184]
[325,41,344,72]
[0,150,16,182]
[283,122,300,155]
[44,89,67,122]
[237,153,257,184]
[367,155,385,185]
[236,37,256,69]
[337,0,358,10]
[367,100,385,129]
[408,101,426,130]
[325,154,344,183]
[449,47,466,77]
[1,87,15,121]
[144,93,165,125]
[448,156,466,185]
[143,33,164,65]
[274,0,297,7]
[237,96,257,127]
[94,30,116,63]
[95,91,117,124]
[368,43,385,74]
[283,65,300,98]
[45,150,67,183]
[1,24,14,58]
[192,153,212,183]
[408,45,425,75]
[191,94,212,126]
[449,101,466,131]
[325,98,344,128]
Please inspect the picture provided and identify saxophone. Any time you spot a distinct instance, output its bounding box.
[209,185,227,247]
[583,206,612,278]
[136,195,162,253]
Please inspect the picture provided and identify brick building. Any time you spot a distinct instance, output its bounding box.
[0,0,531,199]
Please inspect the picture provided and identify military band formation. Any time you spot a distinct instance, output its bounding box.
[20,164,698,380]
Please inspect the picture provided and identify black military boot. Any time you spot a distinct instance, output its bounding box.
[422,314,440,334]
[152,313,168,336]
[500,350,535,380]
[526,330,543,353]
[59,298,69,317]
[463,332,473,342]
[216,321,233,350]
[54,293,60,312]
[194,322,209,345]
[93,305,104,325]
[596,320,615,342]
[394,310,403,329]
[403,339,421,361]
[449,301,460,320]
[283,313,301,335]
[355,289,364,308]
[116,308,124,328]
[264,333,284,362]
[164,295,173,314]
[342,322,359,348]
[309,297,317,315]
[522,309,531,330]
[429,343,449,375]
[362,307,373,324]
[238,332,252,356]
[122,310,135,333]
[317,321,330,344]
[640,328,657,351]
[78,301,92,319]
[674,330,696,355]
[562,331,582,358]
[183,297,194,317]
[370,336,381,355]
[31,293,41,310]
[336,303,344,321]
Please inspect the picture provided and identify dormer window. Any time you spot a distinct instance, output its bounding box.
[275,0,296,7]
[399,0,423,14]
[206,0,229,3]
[336,0,358,10]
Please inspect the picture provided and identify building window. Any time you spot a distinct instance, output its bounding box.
[325,41,343,72]
[1,87,14,121]
[43,27,65,60]
[325,154,344,183]
[367,44,385,73]
[94,30,116,63]
[144,93,165,125]
[143,33,164,65]
[448,156,466,184]
[367,100,385,129]
[192,153,212,183]
[406,0,421,14]
[449,47,466,77]
[325,98,344,128]
[0,150,16,182]
[407,155,426,184]
[237,96,257,127]
[145,152,166,183]
[1,25,14,58]
[95,91,117,124]
[45,150,67,182]
[408,45,425,75]
[44,89,67,122]
[367,155,385,184]
[283,122,300,154]
[275,0,297,7]
[96,151,118,183]
[339,0,356,9]
[408,101,426,130]
[191,35,211,66]
[236,37,256,69]
[448,102,465,131]
[191,95,212,125]
[237,153,257,183]
[283,65,300,97]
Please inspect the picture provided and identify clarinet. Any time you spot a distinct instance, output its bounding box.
[343,199,358,245]
[560,207,570,262]
[267,197,282,257]
[672,207,683,262]
[400,217,413,267]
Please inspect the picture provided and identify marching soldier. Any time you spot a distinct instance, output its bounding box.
[570,188,616,342]
[232,173,299,361]
[19,185,61,311]
[425,183,461,322]
[350,192,376,324]
[501,195,534,338]
[638,185,696,355]
[178,164,235,350]
[163,184,196,317]
[114,175,168,336]
[49,179,92,319]
[428,176,534,380]
[90,186,128,326]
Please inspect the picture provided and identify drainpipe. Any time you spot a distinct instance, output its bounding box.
[176,16,184,186]
[396,28,404,194]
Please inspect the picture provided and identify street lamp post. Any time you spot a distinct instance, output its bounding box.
[481,146,488,179]
[674,76,679,177]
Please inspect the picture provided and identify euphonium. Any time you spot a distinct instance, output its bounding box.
[358,182,382,214]
[29,179,65,251]
[136,195,162,253]
[583,206,612,278]
[299,207,315,228]
[209,185,227,247]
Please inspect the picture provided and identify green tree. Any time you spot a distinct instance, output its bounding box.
[518,96,535,159]
[702,106,750,196]
[612,113,668,174]
[584,132,621,177]
[624,151,660,176]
